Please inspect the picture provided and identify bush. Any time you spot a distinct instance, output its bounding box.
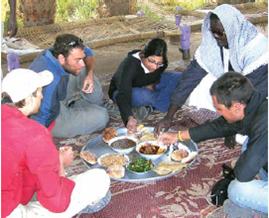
[152,0,206,10]
[56,0,99,22]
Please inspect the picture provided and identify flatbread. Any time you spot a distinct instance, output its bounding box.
[140,132,156,141]
[153,161,186,175]
[181,151,198,164]
[107,165,125,179]
[80,151,97,165]
[170,149,189,162]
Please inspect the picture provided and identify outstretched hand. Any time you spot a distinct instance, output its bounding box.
[126,116,137,134]
[158,132,178,145]
[154,117,172,134]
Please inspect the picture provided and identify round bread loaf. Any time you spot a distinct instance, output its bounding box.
[103,127,117,143]
[107,165,125,179]
[170,149,189,162]
[80,151,97,165]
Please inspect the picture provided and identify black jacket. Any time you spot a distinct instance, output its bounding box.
[189,92,268,182]
[108,50,167,124]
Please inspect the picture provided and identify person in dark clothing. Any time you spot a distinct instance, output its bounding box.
[158,72,268,214]
[108,38,181,133]
[155,4,268,134]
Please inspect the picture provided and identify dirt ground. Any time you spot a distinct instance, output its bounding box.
[1,32,202,91]
[93,32,202,76]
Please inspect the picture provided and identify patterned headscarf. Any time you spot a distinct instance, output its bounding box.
[194,4,268,77]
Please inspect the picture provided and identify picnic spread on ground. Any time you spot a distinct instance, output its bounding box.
[1,2,268,218]
[80,126,198,183]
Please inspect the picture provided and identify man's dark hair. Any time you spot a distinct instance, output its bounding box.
[210,72,254,108]
[142,38,168,67]
[51,34,85,58]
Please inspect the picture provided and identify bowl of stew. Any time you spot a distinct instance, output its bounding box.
[136,141,167,160]
[108,136,138,154]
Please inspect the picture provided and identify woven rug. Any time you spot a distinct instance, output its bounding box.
[54,96,241,218]
[81,110,240,218]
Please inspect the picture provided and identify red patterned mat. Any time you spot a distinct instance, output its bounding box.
[78,138,240,218]
[55,105,240,218]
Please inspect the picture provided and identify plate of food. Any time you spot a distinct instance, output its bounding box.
[97,153,129,168]
[80,151,97,165]
[127,157,154,174]
[136,141,167,160]
[81,133,198,183]
[136,125,156,141]
[170,142,198,163]
[103,126,156,143]
[108,135,138,154]
[102,127,118,143]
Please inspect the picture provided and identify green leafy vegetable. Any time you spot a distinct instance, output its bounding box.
[127,157,153,172]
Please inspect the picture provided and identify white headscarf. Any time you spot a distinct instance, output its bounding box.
[194,4,268,77]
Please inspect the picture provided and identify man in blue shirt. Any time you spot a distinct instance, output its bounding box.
[30,34,108,137]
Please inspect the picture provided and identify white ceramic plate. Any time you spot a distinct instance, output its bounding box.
[170,142,197,163]
[136,141,167,161]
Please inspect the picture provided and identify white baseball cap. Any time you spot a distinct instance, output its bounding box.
[2,68,53,103]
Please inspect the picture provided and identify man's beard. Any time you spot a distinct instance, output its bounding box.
[63,65,79,76]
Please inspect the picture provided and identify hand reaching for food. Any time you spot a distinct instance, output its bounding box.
[158,132,178,145]
[126,116,137,134]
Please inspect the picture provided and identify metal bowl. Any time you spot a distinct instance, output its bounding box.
[108,136,138,154]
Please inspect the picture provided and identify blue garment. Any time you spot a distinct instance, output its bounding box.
[131,72,182,112]
[29,47,94,127]
[228,174,268,214]
[228,137,268,214]
[84,47,94,56]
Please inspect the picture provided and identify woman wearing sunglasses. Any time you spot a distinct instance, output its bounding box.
[108,38,181,132]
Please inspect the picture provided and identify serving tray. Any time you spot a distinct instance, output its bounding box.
[81,127,198,183]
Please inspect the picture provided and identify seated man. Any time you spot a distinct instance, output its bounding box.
[159,72,268,215]
[1,68,111,218]
[155,4,268,133]
[29,33,109,138]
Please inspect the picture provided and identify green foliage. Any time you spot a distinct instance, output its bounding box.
[137,5,161,21]
[56,0,99,22]
[2,0,23,34]
[152,0,206,11]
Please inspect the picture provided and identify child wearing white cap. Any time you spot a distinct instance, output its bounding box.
[2,68,111,218]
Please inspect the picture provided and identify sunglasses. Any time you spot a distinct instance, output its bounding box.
[63,39,84,48]
[147,58,164,67]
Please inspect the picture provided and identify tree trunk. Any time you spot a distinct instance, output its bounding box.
[98,0,137,18]
[19,0,56,27]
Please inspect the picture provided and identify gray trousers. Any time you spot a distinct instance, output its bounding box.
[52,69,109,138]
